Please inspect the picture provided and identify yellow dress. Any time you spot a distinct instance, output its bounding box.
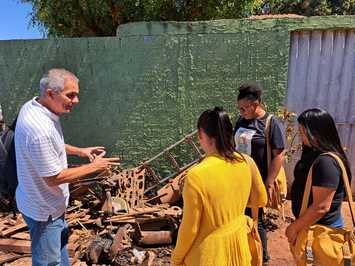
[171,153,267,266]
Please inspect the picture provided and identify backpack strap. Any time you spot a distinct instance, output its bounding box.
[8,116,17,131]
[300,152,355,227]
[264,114,273,170]
[0,137,7,157]
[2,129,14,152]
[2,116,17,153]
[244,155,260,225]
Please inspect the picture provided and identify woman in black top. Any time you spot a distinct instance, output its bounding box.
[234,83,285,264]
[286,108,352,246]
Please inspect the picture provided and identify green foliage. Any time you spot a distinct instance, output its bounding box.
[264,0,355,16]
[20,0,263,37]
[19,0,355,37]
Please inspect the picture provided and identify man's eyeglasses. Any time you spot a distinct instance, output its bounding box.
[238,104,253,113]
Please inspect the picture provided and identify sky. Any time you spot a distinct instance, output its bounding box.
[0,0,43,40]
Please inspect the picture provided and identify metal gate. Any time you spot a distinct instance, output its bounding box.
[286,29,355,190]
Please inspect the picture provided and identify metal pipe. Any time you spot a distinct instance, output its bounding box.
[141,130,198,165]
[144,158,201,194]
[138,231,173,245]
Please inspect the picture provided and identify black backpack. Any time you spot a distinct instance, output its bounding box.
[0,118,18,211]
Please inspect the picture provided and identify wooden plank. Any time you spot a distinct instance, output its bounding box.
[0,252,16,261]
[0,223,27,237]
[0,239,79,256]
[0,239,31,253]
[68,243,79,257]
[66,209,90,221]
[11,232,31,241]
[0,253,31,264]
[5,217,17,226]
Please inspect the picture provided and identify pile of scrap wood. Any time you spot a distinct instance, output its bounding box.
[0,168,183,266]
[0,131,203,265]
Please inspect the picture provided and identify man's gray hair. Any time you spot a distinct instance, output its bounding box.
[39,68,79,97]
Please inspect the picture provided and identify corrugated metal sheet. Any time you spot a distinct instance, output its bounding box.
[286,30,355,189]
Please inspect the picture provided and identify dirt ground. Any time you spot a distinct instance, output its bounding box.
[265,201,295,265]
[261,200,353,266]
[5,200,354,266]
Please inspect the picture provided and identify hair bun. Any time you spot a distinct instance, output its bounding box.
[213,106,223,112]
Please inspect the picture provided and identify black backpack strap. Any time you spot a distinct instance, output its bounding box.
[2,129,14,152]
[2,116,17,152]
[8,116,17,131]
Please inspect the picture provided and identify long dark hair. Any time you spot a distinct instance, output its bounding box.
[197,107,243,162]
[297,108,352,177]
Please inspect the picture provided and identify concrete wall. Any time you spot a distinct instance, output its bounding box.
[0,16,354,167]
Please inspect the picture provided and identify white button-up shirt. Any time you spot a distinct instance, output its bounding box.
[15,97,69,221]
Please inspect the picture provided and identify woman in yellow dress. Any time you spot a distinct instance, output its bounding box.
[171,107,268,266]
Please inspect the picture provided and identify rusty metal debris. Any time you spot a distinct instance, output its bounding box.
[138,231,173,245]
[143,130,204,195]
[85,236,112,264]
[114,167,146,208]
[157,169,189,204]
[109,224,134,260]
[0,131,203,265]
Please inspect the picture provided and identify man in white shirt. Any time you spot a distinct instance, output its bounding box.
[15,68,119,266]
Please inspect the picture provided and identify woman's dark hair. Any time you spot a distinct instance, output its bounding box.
[197,107,243,162]
[237,83,262,102]
[298,108,352,178]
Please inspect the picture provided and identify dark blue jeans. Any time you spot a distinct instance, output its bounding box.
[245,207,269,263]
[329,214,344,228]
[22,213,70,266]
